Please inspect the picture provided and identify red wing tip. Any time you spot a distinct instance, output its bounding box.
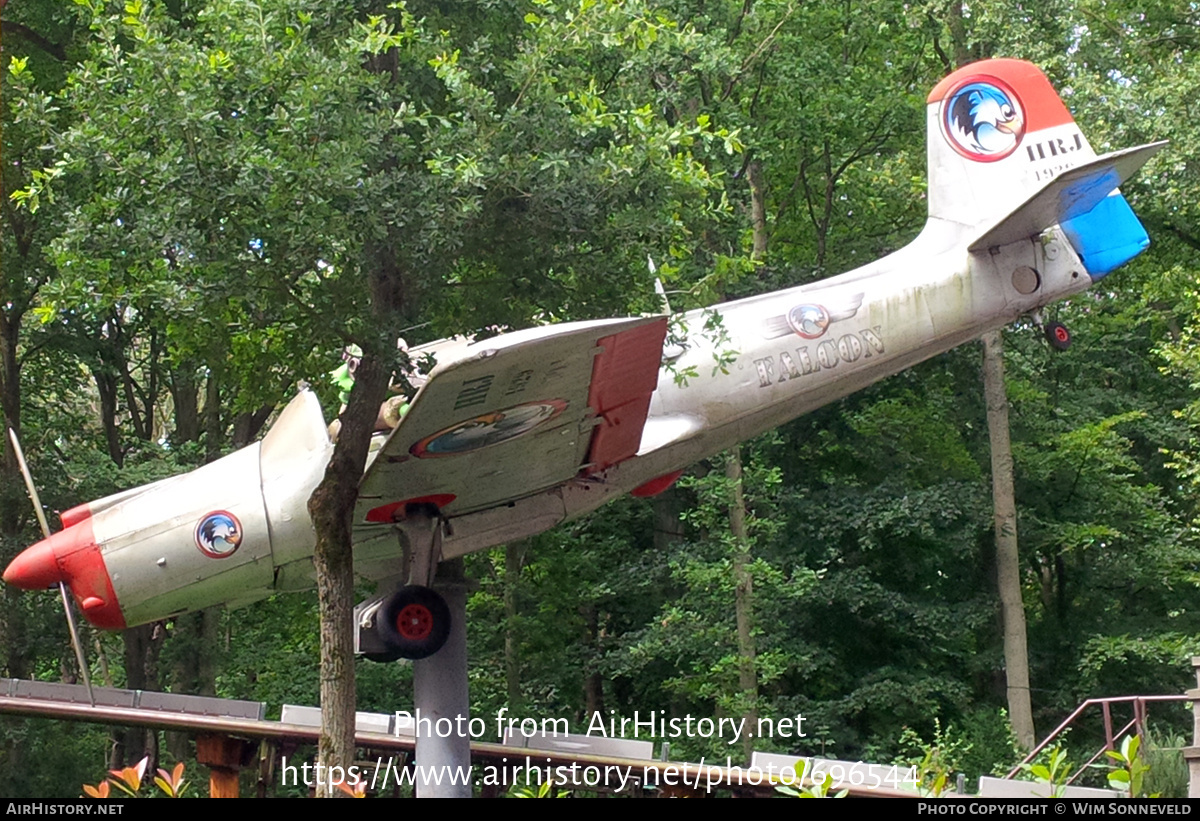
[631,470,684,498]
[365,494,458,523]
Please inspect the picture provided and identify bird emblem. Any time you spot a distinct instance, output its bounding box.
[195,512,243,558]
[942,80,1025,161]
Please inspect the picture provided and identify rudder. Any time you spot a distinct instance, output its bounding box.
[926,58,1097,230]
[926,58,1162,279]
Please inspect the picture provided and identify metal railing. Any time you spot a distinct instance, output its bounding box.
[1006,695,1190,784]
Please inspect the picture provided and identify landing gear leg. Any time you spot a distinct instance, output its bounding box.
[378,585,451,661]
[356,505,453,661]
[1044,321,1071,351]
[1030,309,1071,351]
[354,512,472,796]
[412,558,471,797]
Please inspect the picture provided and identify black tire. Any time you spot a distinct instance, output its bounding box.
[378,585,451,660]
[1045,321,1071,351]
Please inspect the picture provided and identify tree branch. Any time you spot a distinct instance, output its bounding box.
[1,19,67,61]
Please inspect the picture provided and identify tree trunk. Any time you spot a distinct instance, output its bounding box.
[310,27,412,798]
[581,604,604,721]
[168,365,200,446]
[946,0,972,68]
[504,540,527,710]
[724,157,768,765]
[166,607,220,761]
[652,487,686,551]
[307,351,389,797]
[726,447,758,764]
[118,622,165,768]
[306,30,410,785]
[0,308,29,685]
[939,4,1035,753]
[203,364,222,463]
[982,330,1036,750]
[747,159,768,261]
[232,404,275,449]
[94,366,124,467]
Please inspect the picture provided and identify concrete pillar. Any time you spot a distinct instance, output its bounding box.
[412,559,471,798]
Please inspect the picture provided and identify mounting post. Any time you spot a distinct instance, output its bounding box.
[412,558,471,797]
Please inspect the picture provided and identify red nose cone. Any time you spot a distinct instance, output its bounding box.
[2,520,125,630]
[3,537,63,589]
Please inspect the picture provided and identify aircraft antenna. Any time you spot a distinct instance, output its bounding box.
[650,257,672,314]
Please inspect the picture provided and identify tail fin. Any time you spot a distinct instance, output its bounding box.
[926,59,1163,278]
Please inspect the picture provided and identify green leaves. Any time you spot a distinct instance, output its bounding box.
[776,771,848,798]
[1106,734,1156,798]
[1020,745,1073,798]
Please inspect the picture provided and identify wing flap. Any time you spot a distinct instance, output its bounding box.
[585,319,669,470]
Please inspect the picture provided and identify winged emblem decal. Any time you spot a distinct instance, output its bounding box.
[761,292,865,340]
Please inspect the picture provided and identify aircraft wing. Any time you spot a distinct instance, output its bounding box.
[355,316,668,524]
[968,141,1167,251]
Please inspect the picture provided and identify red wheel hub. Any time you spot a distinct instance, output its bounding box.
[1054,326,1069,342]
[396,604,434,641]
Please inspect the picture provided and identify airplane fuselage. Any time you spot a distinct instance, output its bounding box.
[422,220,1088,566]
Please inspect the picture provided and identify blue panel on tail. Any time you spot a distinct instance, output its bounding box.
[1061,192,1150,280]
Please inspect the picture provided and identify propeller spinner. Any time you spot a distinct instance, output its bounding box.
[6,429,98,704]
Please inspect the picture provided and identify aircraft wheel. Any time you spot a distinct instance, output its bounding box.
[1044,321,1071,351]
[379,585,451,660]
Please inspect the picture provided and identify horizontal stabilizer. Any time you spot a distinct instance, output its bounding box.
[968,141,1166,251]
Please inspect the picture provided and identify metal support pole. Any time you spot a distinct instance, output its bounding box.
[413,558,471,798]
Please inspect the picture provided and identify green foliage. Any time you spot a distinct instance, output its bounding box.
[953,708,1022,789]
[775,771,848,798]
[614,442,820,760]
[1020,745,1073,799]
[896,720,968,797]
[0,719,111,799]
[1106,734,1156,798]
[1142,726,1190,800]
[507,779,571,798]
[215,593,321,710]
